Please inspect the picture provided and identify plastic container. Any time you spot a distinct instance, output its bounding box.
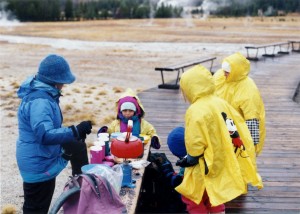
[102,161,114,167]
[98,133,109,141]
[97,133,110,156]
[90,145,105,164]
[110,132,122,139]
[81,164,123,194]
[104,155,114,162]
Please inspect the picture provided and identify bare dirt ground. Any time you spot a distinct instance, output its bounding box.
[0,17,299,213]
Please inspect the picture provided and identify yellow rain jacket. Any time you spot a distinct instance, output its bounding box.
[214,53,266,155]
[108,88,159,143]
[177,65,249,206]
[213,69,263,190]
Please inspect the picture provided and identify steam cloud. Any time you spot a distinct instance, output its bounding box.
[202,0,252,14]
[157,0,201,7]
[0,1,21,26]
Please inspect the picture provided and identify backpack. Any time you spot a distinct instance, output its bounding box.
[49,173,127,214]
[136,152,186,213]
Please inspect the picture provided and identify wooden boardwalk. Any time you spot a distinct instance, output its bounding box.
[138,53,300,214]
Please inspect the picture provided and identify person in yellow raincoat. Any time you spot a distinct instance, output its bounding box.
[98,88,161,149]
[176,64,262,213]
[213,52,266,155]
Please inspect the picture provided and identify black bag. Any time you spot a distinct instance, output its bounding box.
[137,152,186,213]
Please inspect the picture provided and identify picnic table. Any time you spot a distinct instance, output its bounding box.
[119,141,151,214]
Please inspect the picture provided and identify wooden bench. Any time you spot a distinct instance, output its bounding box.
[155,57,216,89]
[289,41,300,53]
[245,42,290,61]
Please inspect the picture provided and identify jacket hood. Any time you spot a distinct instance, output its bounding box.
[17,76,61,99]
[180,65,215,104]
[213,68,226,93]
[115,88,145,118]
[223,52,250,83]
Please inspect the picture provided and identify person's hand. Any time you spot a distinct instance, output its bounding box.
[176,156,195,168]
[171,174,183,188]
[97,126,108,134]
[76,121,92,140]
[176,157,189,167]
[176,154,200,168]
[151,136,161,149]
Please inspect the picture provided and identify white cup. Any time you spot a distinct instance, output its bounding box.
[98,133,109,141]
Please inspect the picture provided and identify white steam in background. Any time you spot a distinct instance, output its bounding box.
[202,0,252,15]
[0,1,21,26]
[201,0,230,14]
[157,0,200,7]
[157,0,253,17]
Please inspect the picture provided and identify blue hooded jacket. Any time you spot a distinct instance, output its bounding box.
[16,76,76,183]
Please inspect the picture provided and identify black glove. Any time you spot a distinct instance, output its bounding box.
[76,121,92,140]
[176,155,198,167]
[150,136,161,149]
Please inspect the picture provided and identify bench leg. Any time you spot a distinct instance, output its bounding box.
[160,71,165,85]
[291,42,300,52]
[158,70,180,90]
[262,47,275,58]
[175,69,181,85]
[246,48,259,61]
[278,44,289,55]
[246,49,250,59]
[255,49,259,60]
[209,60,214,73]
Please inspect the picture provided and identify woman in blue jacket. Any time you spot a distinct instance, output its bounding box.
[16,54,92,214]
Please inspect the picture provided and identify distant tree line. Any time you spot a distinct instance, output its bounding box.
[211,0,300,17]
[3,0,183,22]
[2,0,300,22]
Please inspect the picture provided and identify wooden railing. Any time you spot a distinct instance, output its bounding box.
[155,57,216,89]
[245,42,290,61]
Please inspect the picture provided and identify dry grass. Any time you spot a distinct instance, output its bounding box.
[63,111,95,126]
[72,88,81,93]
[98,90,107,95]
[1,204,17,214]
[64,104,73,111]
[84,89,93,94]
[0,17,299,44]
[7,112,15,117]
[113,87,125,93]
[10,81,19,89]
